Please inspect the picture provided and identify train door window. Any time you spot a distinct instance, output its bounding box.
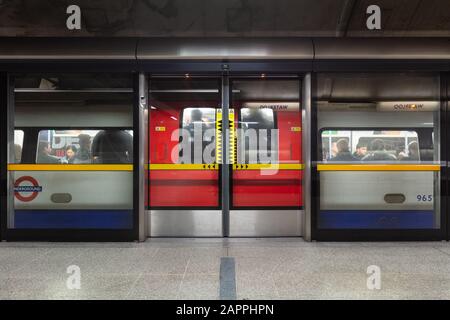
[315,73,441,231]
[231,79,302,208]
[239,108,277,164]
[180,107,216,164]
[8,73,134,232]
[148,78,220,208]
[14,130,24,163]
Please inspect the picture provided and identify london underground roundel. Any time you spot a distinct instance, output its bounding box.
[14,176,42,202]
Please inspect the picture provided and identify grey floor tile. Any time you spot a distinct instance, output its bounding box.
[2,239,450,300]
[236,273,278,300]
[127,274,183,299]
[185,256,220,275]
[178,274,219,300]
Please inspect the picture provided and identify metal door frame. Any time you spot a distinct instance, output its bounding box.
[145,71,308,238]
[310,71,448,241]
[0,70,141,242]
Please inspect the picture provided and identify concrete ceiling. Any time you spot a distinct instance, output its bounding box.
[0,0,449,37]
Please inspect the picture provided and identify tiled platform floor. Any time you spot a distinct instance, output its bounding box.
[2,238,450,299]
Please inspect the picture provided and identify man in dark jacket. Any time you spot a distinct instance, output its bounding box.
[37,141,61,164]
[330,139,357,162]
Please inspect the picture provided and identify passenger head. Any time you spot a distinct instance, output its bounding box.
[65,145,78,160]
[38,141,51,155]
[370,139,385,151]
[191,109,203,122]
[408,141,419,158]
[336,139,350,153]
[355,143,367,156]
[78,134,91,149]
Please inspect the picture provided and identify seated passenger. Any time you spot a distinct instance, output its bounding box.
[352,143,367,160]
[36,141,61,164]
[330,139,357,162]
[62,145,78,164]
[74,134,92,164]
[400,141,420,161]
[362,139,397,161]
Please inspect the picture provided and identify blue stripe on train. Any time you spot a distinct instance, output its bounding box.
[318,210,436,229]
[14,210,133,229]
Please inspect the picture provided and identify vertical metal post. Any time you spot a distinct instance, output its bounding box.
[6,75,14,230]
[302,73,312,241]
[138,73,148,241]
[0,73,8,238]
[221,75,230,237]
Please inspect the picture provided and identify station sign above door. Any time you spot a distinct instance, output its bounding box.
[376,101,440,112]
[242,102,300,111]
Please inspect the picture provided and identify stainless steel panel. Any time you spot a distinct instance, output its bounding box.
[1,37,449,62]
[137,38,313,60]
[222,76,230,236]
[149,210,222,237]
[0,38,137,60]
[314,38,450,60]
[138,73,148,241]
[7,75,14,228]
[302,73,312,241]
[229,210,303,237]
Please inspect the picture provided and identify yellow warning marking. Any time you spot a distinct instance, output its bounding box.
[233,164,304,170]
[8,164,133,171]
[317,164,440,171]
[229,109,236,164]
[216,109,222,164]
[149,164,219,170]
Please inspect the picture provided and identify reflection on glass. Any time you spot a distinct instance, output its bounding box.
[232,79,302,208]
[14,130,24,163]
[10,73,134,230]
[316,73,441,230]
[148,78,220,208]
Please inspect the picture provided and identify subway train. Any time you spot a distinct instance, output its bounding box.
[0,37,449,241]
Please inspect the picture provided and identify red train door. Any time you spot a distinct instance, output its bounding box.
[148,77,223,236]
[229,77,303,236]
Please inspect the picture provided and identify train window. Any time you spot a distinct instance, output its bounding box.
[321,130,424,162]
[316,72,441,230]
[14,130,24,163]
[36,129,133,164]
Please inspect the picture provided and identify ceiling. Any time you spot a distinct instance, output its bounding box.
[0,0,449,37]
